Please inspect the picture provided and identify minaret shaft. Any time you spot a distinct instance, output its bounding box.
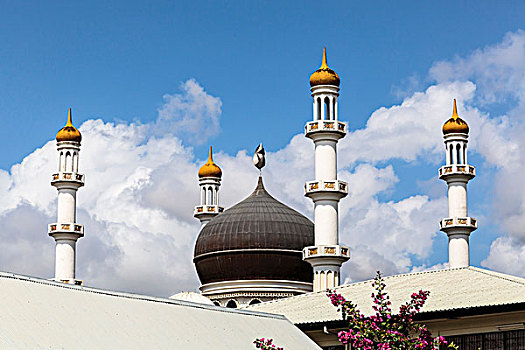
[314,199,338,245]
[448,181,468,217]
[57,189,77,222]
[315,140,337,180]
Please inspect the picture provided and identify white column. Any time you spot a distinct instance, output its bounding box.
[57,189,77,222]
[447,181,468,217]
[55,237,77,280]
[315,140,337,180]
[449,233,470,268]
[314,200,338,245]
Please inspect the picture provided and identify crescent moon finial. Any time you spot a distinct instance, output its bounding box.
[253,143,265,174]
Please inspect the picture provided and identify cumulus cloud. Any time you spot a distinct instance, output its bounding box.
[156,79,222,145]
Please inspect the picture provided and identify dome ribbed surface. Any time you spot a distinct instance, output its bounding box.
[194,176,314,284]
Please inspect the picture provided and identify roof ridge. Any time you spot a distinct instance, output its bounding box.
[249,268,466,308]
[467,266,525,285]
[0,271,286,320]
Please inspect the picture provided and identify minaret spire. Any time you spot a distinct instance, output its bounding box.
[49,108,85,285]
[67,108,73,125]
[439,99,477,268]
[303,48,350,292]
[194,146,223,226]
[321,47,328,69]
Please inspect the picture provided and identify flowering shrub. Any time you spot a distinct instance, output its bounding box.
[253,338,283,350]
[256,271,457,350]
[327,271,457,349]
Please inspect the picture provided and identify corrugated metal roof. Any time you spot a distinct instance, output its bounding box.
[246,267,525,325]
[0,271,321,349]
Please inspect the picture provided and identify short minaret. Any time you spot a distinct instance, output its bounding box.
[302,48,350,292]
[439,99,477,268]
[194,146,224,225]
[48,108,85,285]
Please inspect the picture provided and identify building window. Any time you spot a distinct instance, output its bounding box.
[441,329,525,349]
[226,299,237,308]
[249,299,262,305]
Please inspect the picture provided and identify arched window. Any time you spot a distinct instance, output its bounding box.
[201,188,206,205]
[333,98,337,120]
[59,152,63,171]
[325,96,331,120]
[449,145,454,165]
[65,152,71,172]
[226,299,237,308]
[456,144,461,164]
[72,153,78,173]
[249,299,262,305]
[213,301,221,306]
[463,145,467,164]
[207,187,213,205]
[317,97,322,120]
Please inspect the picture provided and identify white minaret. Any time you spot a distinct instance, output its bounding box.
[439,99,477,268]
[302,48,350,292]
[194,146,223,226]
[48,108,85,285]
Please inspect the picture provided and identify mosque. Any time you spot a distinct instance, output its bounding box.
[0,49,524,349]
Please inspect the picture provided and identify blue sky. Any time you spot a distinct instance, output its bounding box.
[1,1,525,295]
[2,1,524,164]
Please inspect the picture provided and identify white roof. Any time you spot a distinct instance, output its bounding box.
[0,271,320,349]
[246,267,525,325]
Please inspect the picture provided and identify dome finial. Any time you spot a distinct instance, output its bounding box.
[309,47,340,87]
[198,146,222,178]
[66,108,73,126]
[56,108,82,143]
[442,99,469,135]
[208,145,213,162]
[321,47,328,69]
[253,143,265,174]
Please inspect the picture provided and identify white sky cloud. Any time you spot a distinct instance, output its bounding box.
[156,79,222,145]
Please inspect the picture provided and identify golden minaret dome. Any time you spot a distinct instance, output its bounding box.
[443,99,469,135]
[309,47,340,87]
[198,146,222,178]
[56,108,82,143]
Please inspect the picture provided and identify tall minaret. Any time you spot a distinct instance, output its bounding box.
[302,48,350,292]
[194,146,223,226]
[48,108,85,285]
[439,99,477,268]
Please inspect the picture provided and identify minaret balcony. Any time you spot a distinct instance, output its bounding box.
[194,205,224,217]
[438,164,475,180]
[51,172,85,186]
[439,217,478,232]
[48,223,84,238]
[304,180,348,199]
[302,245,350,262]
[305,120,347,139]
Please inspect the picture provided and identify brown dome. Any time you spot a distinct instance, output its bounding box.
[194,176,314,284]
[198,146,222,178]
[443,99,469,135]
[56,108,82,143]
[309,47,340,87]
